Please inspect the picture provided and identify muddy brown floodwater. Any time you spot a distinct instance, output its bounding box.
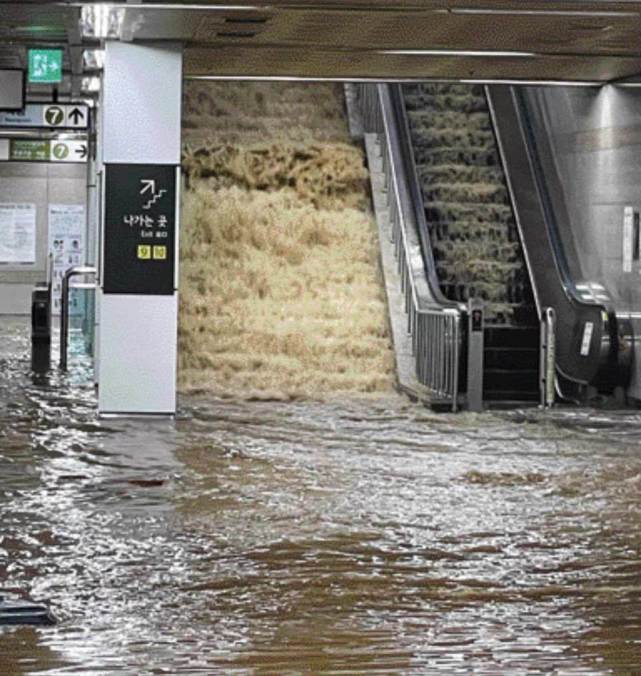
[1,316,641,674]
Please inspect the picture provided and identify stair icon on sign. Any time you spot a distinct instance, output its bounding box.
[140,179,167,210]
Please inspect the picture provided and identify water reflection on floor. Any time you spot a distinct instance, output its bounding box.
[1,317,641,674]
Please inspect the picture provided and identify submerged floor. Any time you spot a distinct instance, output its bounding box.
[2,318,641,673]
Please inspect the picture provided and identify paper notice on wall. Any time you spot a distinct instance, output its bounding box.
[48,204,85,315]
[0,203,36,263]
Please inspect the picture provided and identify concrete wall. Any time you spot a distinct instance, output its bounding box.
[0,162,86,314]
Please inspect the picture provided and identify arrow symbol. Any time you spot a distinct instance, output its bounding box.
[75,144,87,159]
[68,107,85,126]
[140,179,155,195]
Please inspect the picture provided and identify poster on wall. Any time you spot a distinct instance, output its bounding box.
[48,204,86,316]
[0,203,36,263]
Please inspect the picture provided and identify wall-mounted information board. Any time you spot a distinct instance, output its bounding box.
[103,164,177,295]
[0,203,36,263]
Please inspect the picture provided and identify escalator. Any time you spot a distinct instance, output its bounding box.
[486,85,632,400]
[393,83,540,406]
[389,82,632,406]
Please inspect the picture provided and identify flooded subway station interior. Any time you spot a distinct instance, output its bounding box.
[4,1,641,673]
[4,317,641,673]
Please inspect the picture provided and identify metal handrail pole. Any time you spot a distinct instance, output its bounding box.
[453,314,460,411]
[60,266,97,370]
[539,307,556,407]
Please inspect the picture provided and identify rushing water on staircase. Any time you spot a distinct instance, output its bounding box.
[1,316,641,674]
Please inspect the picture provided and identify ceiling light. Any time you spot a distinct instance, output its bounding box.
[450,8,639,17]
[80,5,125,39]
[380,49,536,58]
[460,79,601,87]
[71,2,268,11]
[83,49,105,70]
[81,75,101,92]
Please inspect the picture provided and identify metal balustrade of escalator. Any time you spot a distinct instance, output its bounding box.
[399,83,540,406]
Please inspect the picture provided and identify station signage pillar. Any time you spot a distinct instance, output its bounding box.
[97,42,182,415]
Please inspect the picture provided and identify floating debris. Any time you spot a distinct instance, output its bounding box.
[0,596,56,626]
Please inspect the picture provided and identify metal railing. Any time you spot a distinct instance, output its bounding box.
[60,266,97,370]
[352,84,462,409]
[540,307,556,407]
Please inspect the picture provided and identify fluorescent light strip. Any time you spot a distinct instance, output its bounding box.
[83,48,105,69]
[187,75,602,87]
[460,78,601,87]
[380,49,536,58]
[69,3,269,10]
[451,8,639,18]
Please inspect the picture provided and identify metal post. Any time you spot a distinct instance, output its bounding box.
[467,298,484,412]
[539,307,556,407]
[31,283,52,372]
[60,266,96,370]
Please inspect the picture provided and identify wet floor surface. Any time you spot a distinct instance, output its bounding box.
[1,317,641,674]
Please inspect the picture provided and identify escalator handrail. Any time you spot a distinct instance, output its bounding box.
[385,84,461,311]
[514,87,603,309]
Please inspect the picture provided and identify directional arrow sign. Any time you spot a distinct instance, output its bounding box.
[0,104,89,130]
[67,107,86,127]
[49,140,88,163]
[140,179,155,195]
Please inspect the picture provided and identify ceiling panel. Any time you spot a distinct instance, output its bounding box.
[0,1,641,83]
[184,45,641,82]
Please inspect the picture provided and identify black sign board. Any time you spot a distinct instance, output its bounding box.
[103,164,177,295]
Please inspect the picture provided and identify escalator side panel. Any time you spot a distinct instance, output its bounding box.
[487,85,607,387]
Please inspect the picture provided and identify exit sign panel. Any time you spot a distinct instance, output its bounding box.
[103,164,177,295]
[28,49,63,84]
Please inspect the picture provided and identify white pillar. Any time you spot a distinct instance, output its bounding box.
[97,42,182,415]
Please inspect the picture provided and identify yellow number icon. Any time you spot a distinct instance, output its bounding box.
[152,245,167,260]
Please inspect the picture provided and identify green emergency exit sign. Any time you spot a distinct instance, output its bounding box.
[28,49,63,84]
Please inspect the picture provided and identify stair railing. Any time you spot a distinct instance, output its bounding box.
[353,83,462,410]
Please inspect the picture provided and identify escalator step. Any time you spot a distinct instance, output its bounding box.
[484,368,539,391]
[417,164,505,186]
[484,326,540,348]
[413,146,500,167]
[484,347,539,369]
[425,201,513,223]
[404,93,487,114]
[408,110,491,132]
[402,82,534,326]
[484,390,540,400]
[423,182,510,205]
[408,128,496,150]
